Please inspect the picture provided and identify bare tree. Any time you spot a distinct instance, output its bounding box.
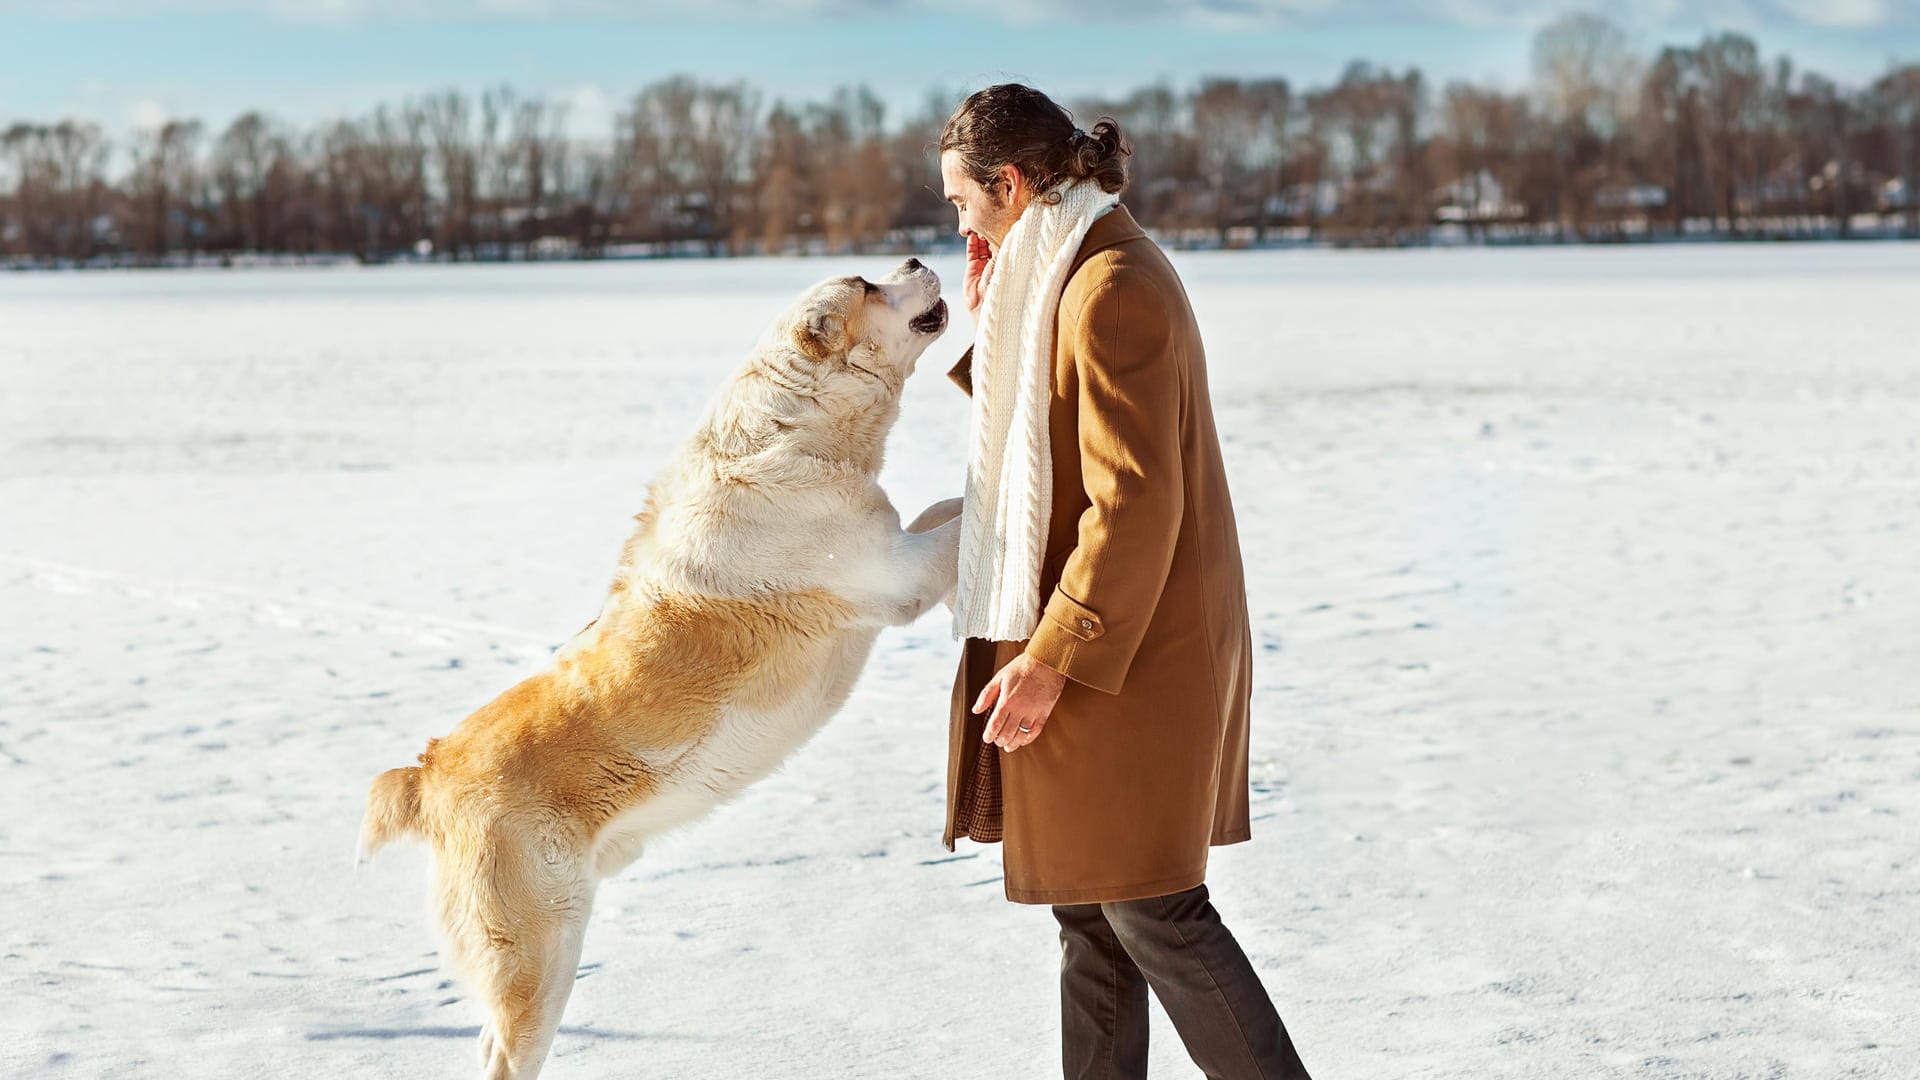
[806,86,899,253]
[363,103,429,257]
[685,81,763,255]
[1192,79,1257,242]
[1438,83,1530,238]
[616,81,678,245]
[313,119,370,258]
[1872,64,1920,236]
[421,91,481,258]
[1245,79,1293,242]
[1785,72,1859,236]
[1096,83,1197,229]
[2,123,57,256]
[4,120,110,259]
[1639,46,1707,234]
[569,143,618,256]
[1310,63,1423,242]
[7,31,1920,264]
[755,101,808,254]
[1389,69,1431,235]
[127,118,205,259]
[497,93,569,256]
[210,112,283,252]
[1695,32,1766,232]
[889,87,960,241]
[1533,12,1637,235]
[613,77,764,254]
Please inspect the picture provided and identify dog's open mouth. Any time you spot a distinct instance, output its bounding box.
[910,298,948,335]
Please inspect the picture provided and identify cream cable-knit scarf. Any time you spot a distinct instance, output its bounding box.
[953,179,1120,642]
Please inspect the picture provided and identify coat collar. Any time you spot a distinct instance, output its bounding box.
[1066,202,1146,280]
[945,202,1145,395]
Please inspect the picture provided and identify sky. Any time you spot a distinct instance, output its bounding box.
[2,1,1918,142]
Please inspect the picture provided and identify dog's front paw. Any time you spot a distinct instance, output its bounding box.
[932,523,961,608]
[905,496,964,535]
[935,513,963,560]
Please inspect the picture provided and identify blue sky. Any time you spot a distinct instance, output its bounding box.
[2,1,1917,140]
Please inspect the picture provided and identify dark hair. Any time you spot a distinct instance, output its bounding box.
[939,83,1130,203]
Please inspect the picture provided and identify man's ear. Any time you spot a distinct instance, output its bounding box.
[792,310,847,361]
[1000,162,1026,204]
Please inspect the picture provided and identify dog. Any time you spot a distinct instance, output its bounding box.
[359,259,960,1079]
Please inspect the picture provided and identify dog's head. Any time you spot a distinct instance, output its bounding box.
[713,260,947,475]
[772,258,948,401]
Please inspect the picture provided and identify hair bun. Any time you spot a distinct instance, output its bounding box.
[940,85,1131,196]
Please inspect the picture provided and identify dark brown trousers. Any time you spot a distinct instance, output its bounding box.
[1052,884,1313,1080]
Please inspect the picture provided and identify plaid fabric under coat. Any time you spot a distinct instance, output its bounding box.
[952,712,1004,844]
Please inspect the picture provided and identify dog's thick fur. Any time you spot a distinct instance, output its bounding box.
[360,261,959,1079]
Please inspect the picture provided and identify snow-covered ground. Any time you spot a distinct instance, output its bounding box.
[3,244,1917,1079]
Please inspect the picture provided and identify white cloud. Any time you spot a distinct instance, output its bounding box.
[127,98,170,132]
[1777,0,1893,28]
[560,82,614,139]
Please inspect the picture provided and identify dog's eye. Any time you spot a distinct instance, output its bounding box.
[861,279,879,295]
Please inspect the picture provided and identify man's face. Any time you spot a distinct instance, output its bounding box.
[940,149,1028,252]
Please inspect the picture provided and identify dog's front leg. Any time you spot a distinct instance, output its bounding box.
[866,511,962,626]
[905,496,963,535]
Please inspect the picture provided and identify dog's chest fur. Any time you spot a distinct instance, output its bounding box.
[584,618,880,877]
[546,397,920,878]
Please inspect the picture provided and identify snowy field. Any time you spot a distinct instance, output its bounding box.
[3,243,1917,1079]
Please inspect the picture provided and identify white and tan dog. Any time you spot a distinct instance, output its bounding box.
[359,259,959,1079]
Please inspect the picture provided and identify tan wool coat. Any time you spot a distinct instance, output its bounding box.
[942,204,1254,905]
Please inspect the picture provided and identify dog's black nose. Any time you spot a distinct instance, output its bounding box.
[903,257,924,272]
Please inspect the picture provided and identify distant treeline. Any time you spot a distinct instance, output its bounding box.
[4,14,1919,265]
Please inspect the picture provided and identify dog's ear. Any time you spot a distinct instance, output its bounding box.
[792,310,847,362]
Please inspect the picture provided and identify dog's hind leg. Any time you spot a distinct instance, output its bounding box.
[475,889,593,1080]
[434,827,595,1080]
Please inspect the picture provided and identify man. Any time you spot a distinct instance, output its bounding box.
[936,84,1315,1080]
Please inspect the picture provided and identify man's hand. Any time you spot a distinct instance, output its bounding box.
[975,653,1067,752]
[963,231,994,316]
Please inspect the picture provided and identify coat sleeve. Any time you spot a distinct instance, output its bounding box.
[1024,269,1185,695]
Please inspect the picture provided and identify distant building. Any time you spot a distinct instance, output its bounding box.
[1433,171,1526,222]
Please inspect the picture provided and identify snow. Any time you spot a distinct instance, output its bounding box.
[3,243,1918,1078]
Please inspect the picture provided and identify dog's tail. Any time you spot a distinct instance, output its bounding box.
[357,766,424,867]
